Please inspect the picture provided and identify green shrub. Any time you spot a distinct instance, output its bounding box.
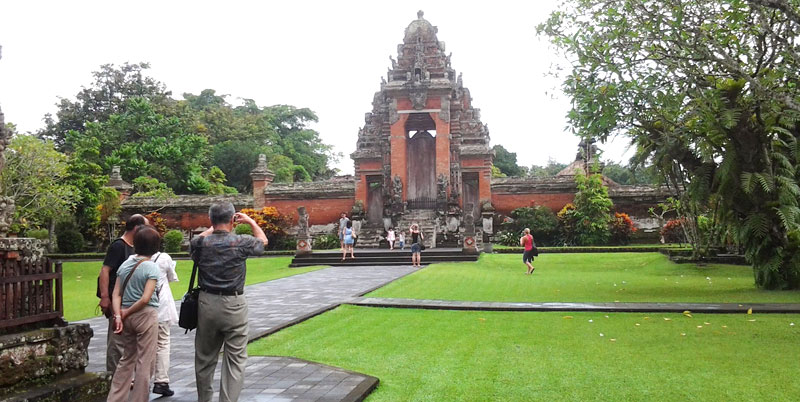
[314,234,340,250]
[494,231,520,247]
[55,220,84,253]
[661,219,687,243]
[163,230,183,253]
[275,237,297,250]
[502,206,560,246]
[234,223,253,235]
[26,228,50,240]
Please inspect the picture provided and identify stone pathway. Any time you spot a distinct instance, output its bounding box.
[79,265,416,401]
[350,297,800,313]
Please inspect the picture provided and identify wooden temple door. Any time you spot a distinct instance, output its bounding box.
[366,175,383,224]
[406,130,436,208]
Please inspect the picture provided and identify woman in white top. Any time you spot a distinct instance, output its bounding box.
[386,228,396,250]
[151,250,179,396]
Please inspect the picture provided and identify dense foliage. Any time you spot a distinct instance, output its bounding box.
[238,207,290,249]
[609,212,636,245]
[501,206,560,246]
[540,0,800,288]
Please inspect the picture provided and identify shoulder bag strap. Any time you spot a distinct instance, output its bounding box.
[120,259,147,301]
[188,237,204,292]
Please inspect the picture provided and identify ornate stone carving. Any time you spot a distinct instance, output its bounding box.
[439,96,450,122]
[410,88,427,110]
[437,174,448,201]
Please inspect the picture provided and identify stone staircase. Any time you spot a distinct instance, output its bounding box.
[290,248,478,267]
[395,209,436,248]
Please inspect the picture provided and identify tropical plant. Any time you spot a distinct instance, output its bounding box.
[313,234,340,250]
[571,172,613,245]
[239,207,290,249]
[55,219,85,253]
[540,0,800,288]
[609,212,636,245]
[661,219,687,245]
[234,223,253,235]
[144,211,168,236]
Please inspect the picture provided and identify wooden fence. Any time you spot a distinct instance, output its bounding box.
[0,257,64,332]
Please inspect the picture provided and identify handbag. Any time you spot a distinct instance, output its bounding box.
[179,240,202,333]
[531,237,539,256]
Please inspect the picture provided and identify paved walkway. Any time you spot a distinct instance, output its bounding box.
[350,297,800,313]
[80,265,416,401]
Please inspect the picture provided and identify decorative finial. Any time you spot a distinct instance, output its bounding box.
[417,10,424,19]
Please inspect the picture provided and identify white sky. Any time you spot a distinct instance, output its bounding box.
[0,0,634,175]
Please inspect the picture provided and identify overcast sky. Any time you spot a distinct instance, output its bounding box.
[0,0,633,174]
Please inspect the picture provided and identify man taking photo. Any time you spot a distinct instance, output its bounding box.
[191,202,267,402]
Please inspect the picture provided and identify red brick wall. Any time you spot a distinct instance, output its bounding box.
[161,212,210,231]
[265,198,355,226]
[390,114,409,199]
[492,193,575,215]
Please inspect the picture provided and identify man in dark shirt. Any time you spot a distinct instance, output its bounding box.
[191,202,267,402]
[97,213,147,373]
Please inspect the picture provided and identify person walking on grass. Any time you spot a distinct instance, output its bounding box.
[410,223,424,267]
[520,228,536,274]
[98,213,148,373]
[342,220,356,260]
[151,249,179,397]
[107,226,161,402]
[192,203,268,402]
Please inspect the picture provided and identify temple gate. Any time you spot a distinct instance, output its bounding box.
[351,11,493,246]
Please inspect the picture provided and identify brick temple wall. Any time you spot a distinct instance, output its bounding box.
[121,195,254,230]
[261,181,356,226]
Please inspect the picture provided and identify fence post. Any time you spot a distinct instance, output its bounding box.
[55,261,63,317]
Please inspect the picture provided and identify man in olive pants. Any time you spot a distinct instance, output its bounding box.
[191,202,267,402]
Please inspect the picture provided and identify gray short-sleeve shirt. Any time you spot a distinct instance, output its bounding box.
[116,256,160,308]
[191,231,265,293]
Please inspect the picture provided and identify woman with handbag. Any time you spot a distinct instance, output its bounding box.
[409,223,424,267]
[520,228,537,274]
[107,226,161,402]
[342,220,356,260]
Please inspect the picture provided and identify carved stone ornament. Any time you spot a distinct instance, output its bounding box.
[439,96,450,121]
[389,100,400,125]
[410,88,427,110]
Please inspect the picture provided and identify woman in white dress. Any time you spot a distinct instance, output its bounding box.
[150,250,179,397]
[386,228,396,250]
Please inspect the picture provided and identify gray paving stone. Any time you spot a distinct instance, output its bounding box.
[77,265,409,401]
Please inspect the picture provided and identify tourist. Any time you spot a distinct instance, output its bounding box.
[97,213,148,373]
[342,220,356,260]
[151,248,179,397]
[398,231,406,250]
[386,227,396,250]
[520,228,536,274]
[410,223,424,267]
[338,212,349,250]
[192,202,267,402]
[107,226,161,402]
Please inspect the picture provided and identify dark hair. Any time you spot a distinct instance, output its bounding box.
[209,202,235,226]
[346,220,353,228]
[133,226,161,256]
[125,214,147,231]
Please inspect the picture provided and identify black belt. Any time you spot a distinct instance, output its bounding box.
[202,289,244,296]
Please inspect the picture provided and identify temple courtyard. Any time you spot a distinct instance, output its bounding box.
[69,252,800,401]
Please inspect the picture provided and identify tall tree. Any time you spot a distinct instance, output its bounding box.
[528,158,568,177]
[540,0,800,289]
[0,135,78,236]
[492,144,527,177]
[39,62,171,149]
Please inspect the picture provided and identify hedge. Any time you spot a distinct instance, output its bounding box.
[493,246,686,254]
[46,250,295,260]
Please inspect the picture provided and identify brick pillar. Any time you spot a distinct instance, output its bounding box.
[433,113,451,191]
[250,154,275,209]
[389,114,409,200]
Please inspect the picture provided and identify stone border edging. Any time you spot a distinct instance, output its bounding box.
[348,297,800,314]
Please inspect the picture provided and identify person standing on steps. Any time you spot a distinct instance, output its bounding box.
[410,223,424,267]
[386,227,396,250]
[338,212,350,251]
[398,231,406,250]
[520,228,536,274]
[342,220,356,260]
[98,213,148,373]
[192,202,268,402]
[151,248,179,397]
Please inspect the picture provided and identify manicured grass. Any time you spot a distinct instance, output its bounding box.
[61,257,324,321]
[249,305,800,401]
[369,253,800,304]
[491,243,685,250]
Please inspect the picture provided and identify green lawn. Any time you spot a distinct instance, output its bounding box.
[369,253,800,304]
[61,257,324,321]
[249,305,800,401]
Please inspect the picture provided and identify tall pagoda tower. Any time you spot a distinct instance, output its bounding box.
[351,11,493,231]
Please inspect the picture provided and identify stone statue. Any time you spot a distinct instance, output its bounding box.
[392,175,403,202]
[437,174,448,200]
[389,56,397,69]
[297,206,309,236]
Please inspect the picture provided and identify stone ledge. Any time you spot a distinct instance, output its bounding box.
[265,181,355,200]
[0,371,111,402]
[121,194,253,209]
